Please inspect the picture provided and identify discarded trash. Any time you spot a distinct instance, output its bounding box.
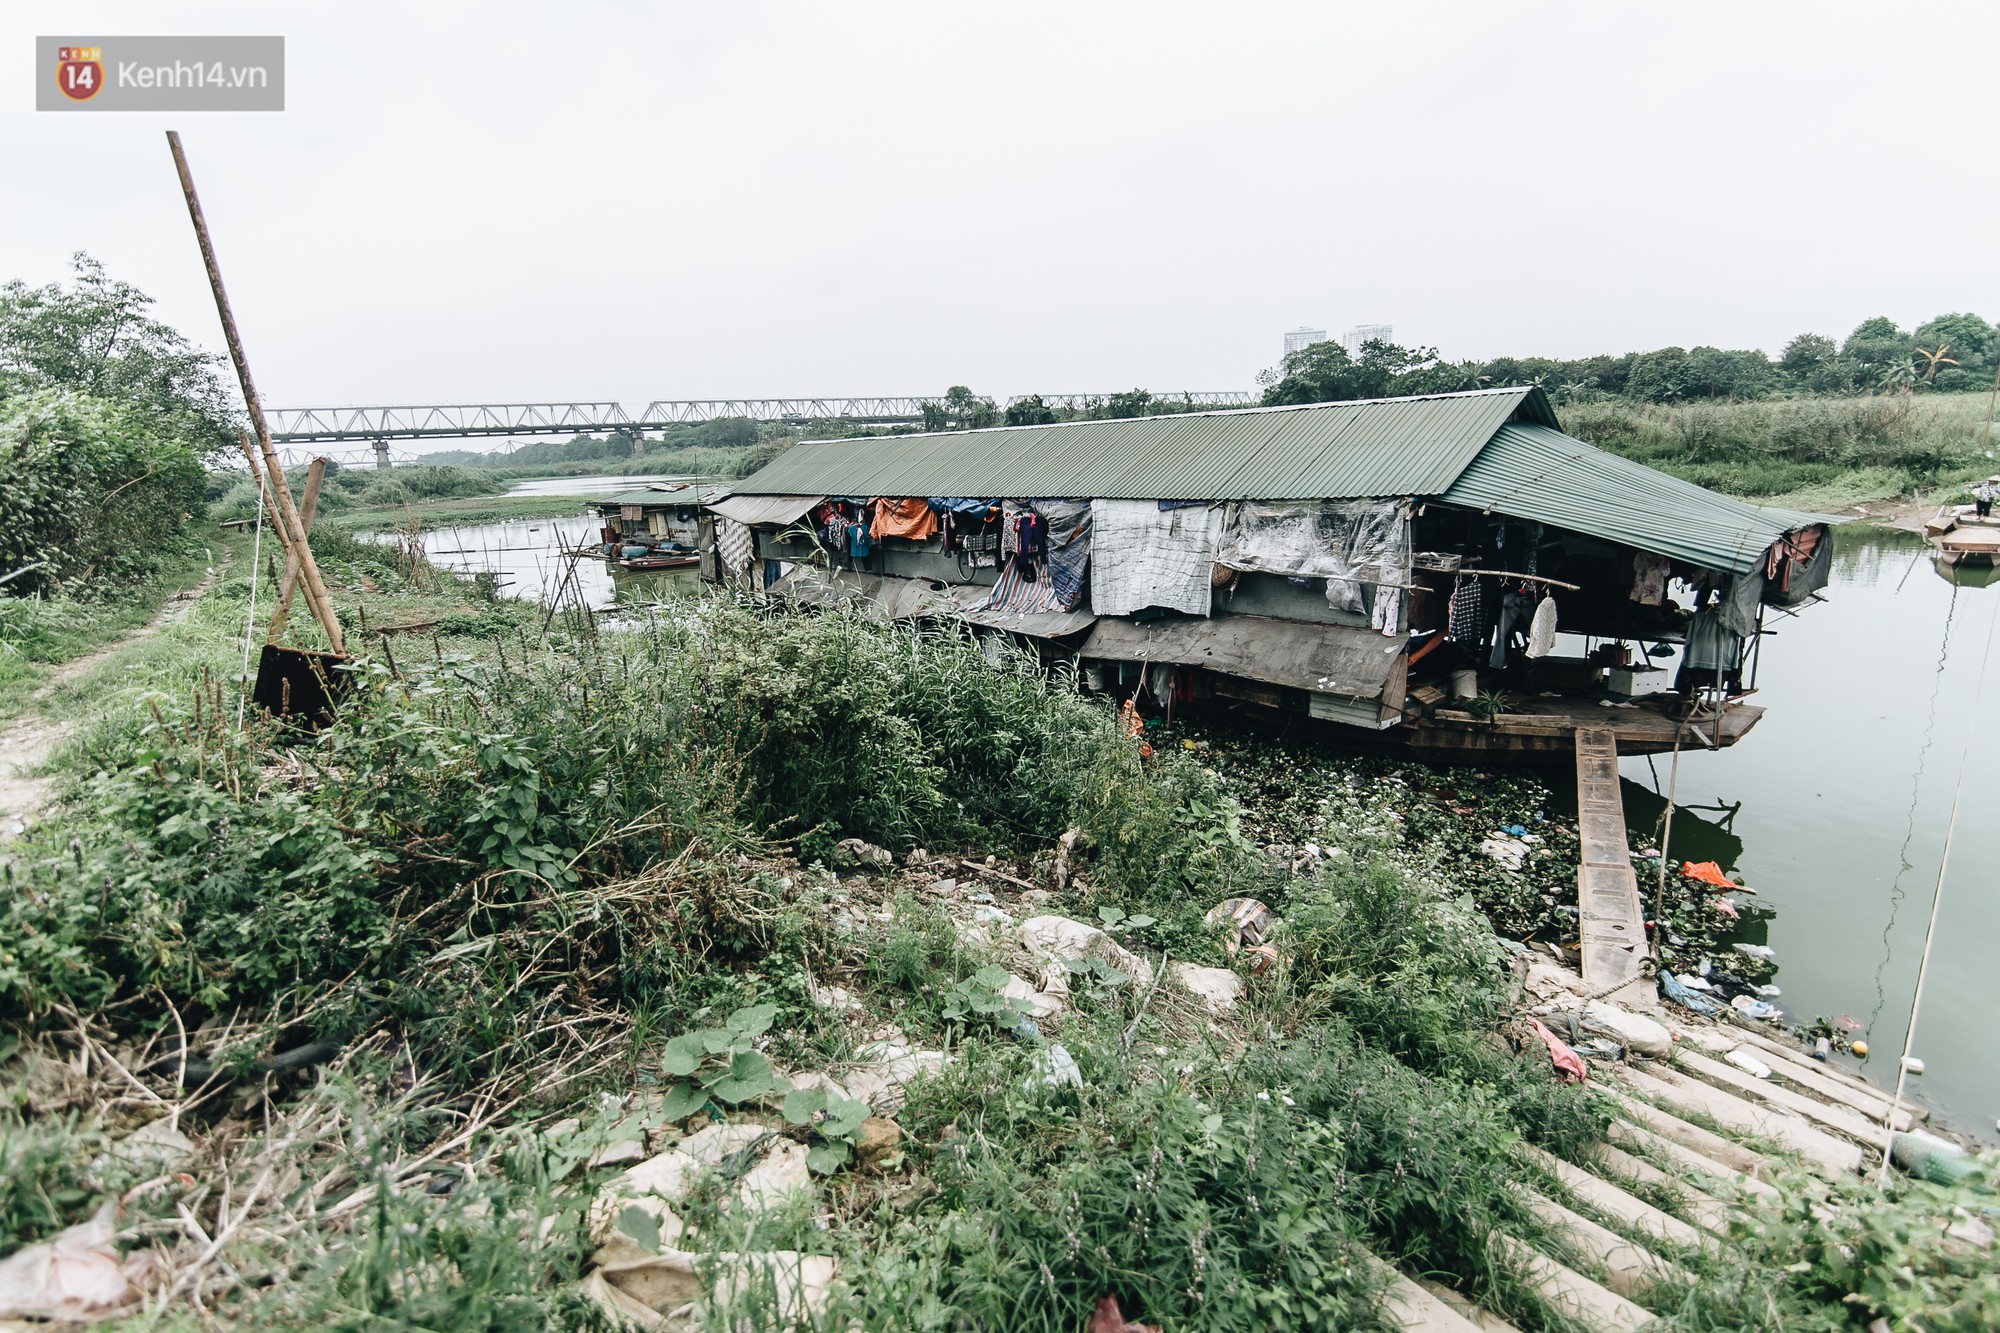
[1577,999,1670,1058]
[1755,984,1781,998]
[1677,974,1715,992]
[1526,1016,1587,1083]
[585,1246,837,1328]
[0,1202,146,1321]
[1658,969,1720,1015]
[999,972,1066,1021]
[1019,915,1153,986]
[1682,860,1735,889]
[1901,1056,1926,1076]
[1501,824,1529,838]
[1571,1037,1624,1062]
[1035,1043,1084,1089]
[832,837,893,868]
[1851,1040,1870,1057]
[1732,942,1776,960]
[1889,1129,1979,1186]
[1730,994,1779,1020]
[1170,962,1244,1014]
[1812,1037,1832,1061]
[1724,1049,1773,1079]
[1204,897,1279,952]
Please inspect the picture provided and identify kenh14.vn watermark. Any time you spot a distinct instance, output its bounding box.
[37,36,284,111]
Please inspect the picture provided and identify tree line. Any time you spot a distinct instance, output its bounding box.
[1259,312,1998,408]
[0,255,232,595]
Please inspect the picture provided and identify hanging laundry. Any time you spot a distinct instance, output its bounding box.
[1446,576,1486,643]
[985,501,1091,614]
[870,497,939,542]
[1630,553,1670,605]
[1487,587,1530,669]
[1525,595,1558,659]
[1369,584,1401,635]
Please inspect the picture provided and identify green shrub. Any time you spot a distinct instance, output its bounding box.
[0,1110,103,1257]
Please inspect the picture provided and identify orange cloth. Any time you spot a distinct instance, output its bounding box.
[869,497,938,541]
[1682,860,1734,889]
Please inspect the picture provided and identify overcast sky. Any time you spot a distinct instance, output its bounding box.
[6,2,1996,411]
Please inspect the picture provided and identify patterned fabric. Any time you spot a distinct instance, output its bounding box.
[985,501,1091,613]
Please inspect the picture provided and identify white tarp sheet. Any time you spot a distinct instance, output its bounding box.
[1216,500,1410,613]
[1089,501,1226,617]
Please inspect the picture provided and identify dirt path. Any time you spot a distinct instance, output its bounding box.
[0,554,230,838]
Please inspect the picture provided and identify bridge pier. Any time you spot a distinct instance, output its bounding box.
[372,439,391,470]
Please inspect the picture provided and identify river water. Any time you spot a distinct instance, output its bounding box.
[413,502,1998,1136]
[1623,528,2000,1140]
[414,510,700,609]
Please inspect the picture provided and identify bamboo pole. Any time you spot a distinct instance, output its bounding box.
[266,456,326,642]
[166,130,343,654]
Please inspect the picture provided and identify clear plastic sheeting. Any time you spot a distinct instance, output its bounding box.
[1216,500,1410,613]
[1089,500,1226,617]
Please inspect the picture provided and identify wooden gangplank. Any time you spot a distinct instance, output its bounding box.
[1573,729,1655,1008]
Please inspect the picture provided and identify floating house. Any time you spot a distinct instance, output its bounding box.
[592,480,730,569]
[699,388,1834,758]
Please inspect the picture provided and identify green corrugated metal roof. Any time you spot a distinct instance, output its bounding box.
[1441,424,1827,574]
[595,482,731,509]
[735,387,1558,500]
[730,389,1831,573]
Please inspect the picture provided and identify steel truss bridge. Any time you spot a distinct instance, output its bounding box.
[262,393,1256,465]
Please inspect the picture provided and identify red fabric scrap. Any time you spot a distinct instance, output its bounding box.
[1527,1017,1588,1084]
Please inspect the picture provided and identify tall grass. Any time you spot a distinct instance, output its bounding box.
[1563,391,1995,502]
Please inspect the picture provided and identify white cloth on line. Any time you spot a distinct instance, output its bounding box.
[1526,596,1558,658]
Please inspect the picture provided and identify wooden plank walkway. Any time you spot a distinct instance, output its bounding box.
[1573,728,1653,1007]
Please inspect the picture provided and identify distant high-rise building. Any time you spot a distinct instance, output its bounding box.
[1343,323,1393,356]
[1283,326,1328,360]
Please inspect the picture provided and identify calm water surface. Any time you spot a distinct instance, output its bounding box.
[1625,528,2000,1139]
[412,511,700,609]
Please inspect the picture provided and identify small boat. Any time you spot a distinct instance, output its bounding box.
[1926,504,2000,566]
[616,551,700,571]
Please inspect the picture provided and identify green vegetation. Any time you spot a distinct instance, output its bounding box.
[0,255,237,708]
[1253,315,2000,503]
[208,460,512,525]
[417,416,795,482]
[2,255,1993,1330]
[1260,311,2000,407]
[2,552,1992,1327]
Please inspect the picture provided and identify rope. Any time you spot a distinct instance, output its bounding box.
[1877,589,2000,1187]
[236,477,266,727]
[1867,582,1959,1048]
[1650,719,1688,959]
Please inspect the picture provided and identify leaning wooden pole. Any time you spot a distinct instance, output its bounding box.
[266,456,326,642]
[166,130,344,654]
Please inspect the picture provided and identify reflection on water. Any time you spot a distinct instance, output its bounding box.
[408,511,701,610]
[1627,527,2000,1138]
